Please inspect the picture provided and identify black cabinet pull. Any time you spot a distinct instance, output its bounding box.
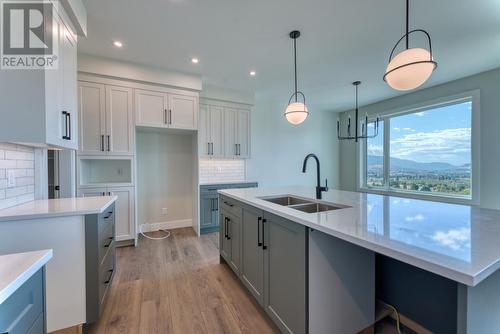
[101,135,105,151]
[102,192,105,196]
[169,109,172,125]
[62,111,69,139]
[224,217,228,239]
[226,218,231,240]
[223,201,234,207]
[104,237,113,248]
[107,135,110,151]
[104,269,114,284]
[262,218,267,250]
[67,112,71,140]
[257,217,262,246]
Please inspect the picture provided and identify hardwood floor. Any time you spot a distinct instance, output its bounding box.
[88,228,278,334]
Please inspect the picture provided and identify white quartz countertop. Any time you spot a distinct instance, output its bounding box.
[0,196,117,222]
[219,186,500,287]
[0,249,53,304]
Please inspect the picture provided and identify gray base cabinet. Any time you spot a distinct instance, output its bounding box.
[85,203,116,324]
[241,206,265,304]
[263,212,307,334]
[0,268,46,334]
[200,183,257,234]
[220,195,307,334]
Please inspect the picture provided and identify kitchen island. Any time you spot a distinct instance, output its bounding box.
[0,250,53,333]
[219,186,500,334]
[0,196,117,332]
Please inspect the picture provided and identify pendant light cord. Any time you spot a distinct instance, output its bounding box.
[294,36,298,102]
[405,0,409,49]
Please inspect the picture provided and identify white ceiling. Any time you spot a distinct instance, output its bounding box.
[79,0,500,112]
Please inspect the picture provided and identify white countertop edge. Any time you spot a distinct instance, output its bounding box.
[0,196,117,222]
[0,249,53,304]
[218,190,486,287]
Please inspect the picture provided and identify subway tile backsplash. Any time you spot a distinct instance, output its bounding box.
[199,159,246,184]
[0,143,35,210]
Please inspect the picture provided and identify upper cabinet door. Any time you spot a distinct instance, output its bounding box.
[106,86,134,155]
[61,24,78,150]
[78,82,106,155]
[135,89,168,128]
[210,105,225,158]
[237,110,250,158]
[224,108,238,157]
[168,94,198,130]
[199,104,210,156]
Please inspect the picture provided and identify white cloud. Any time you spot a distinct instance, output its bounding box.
[415,112,426,117]
[405,214,425,222]
[390,128,471,165]
[403,127,415,132]
[432,227,470,251]
[367,143,383,156]
[393,127,401,132]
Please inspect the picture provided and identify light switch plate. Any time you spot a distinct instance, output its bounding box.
[161,208,168,215]
[7,170,15,187]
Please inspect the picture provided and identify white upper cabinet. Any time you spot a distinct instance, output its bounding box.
[200,99,252,159]
[224,108,251,159]
[79,82,134,155]
[0,7,78,149]
[135,89,198,130]
[200,104,224,157]
[168,94,198,130]
[135,89,167,127]
[78,82,105,154]
[106,86,134,155]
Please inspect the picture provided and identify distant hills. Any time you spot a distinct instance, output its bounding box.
[367,155,470,171]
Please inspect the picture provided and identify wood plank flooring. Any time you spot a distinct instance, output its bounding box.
[88,228,278,334]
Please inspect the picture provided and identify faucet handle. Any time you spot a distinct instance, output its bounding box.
[324,179,329,191]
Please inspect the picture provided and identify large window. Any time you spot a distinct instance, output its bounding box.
[362,94,477,202]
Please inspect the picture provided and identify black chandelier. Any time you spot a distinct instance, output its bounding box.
[337,81,379,142]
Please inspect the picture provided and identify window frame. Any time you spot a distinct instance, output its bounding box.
[357,90,480,205]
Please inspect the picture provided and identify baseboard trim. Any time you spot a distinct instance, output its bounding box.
[140,219,192,232]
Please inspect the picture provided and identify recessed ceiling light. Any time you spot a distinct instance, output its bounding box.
[191,58,199,64]
[113,41,123,48]
[249,71,256,76]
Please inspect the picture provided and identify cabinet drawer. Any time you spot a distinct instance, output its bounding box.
[98,223,114,265]
[220,196,241,218]
[98,204,115,232]
[0,269,44,334]
[98,246,115,307]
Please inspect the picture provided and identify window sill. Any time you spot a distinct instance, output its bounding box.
[358,187,477,206]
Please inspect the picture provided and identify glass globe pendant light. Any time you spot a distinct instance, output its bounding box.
[383,0,437,91]
[284,30,309,125]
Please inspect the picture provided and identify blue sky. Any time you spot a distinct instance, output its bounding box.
[368,101,472,166]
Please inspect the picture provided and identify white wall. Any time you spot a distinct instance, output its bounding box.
[136,130,196,229]
[247,97,339,188]
[339,67,500,209]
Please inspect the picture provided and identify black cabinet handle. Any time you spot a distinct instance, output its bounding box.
[102,192,106,196]
[62,111,69,139]
[226,218,231,240]
[104,237,113,248]
[224,217,228,239]
[104,269,114,284]
[67,112,71,140]
[101,135,105,151]
[257,217,262,246]
[223,201,234,207]
[262,218,267,250]
[164,109,167,124]
[107,135,110,151]
[169,109,172,125]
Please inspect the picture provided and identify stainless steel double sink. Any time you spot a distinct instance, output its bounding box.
[259,195,350,213]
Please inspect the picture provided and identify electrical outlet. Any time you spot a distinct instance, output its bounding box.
[161,208,168,215]
[7,170,15,187]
